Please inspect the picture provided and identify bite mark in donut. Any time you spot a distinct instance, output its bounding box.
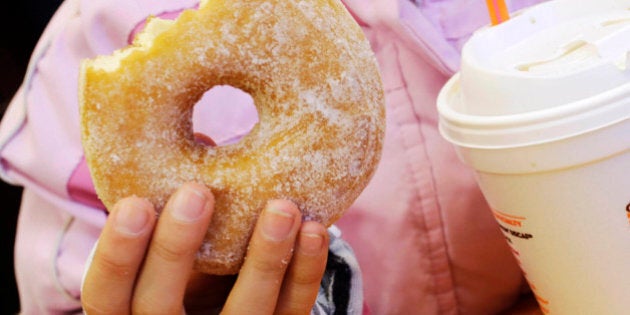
[79,0,385,274]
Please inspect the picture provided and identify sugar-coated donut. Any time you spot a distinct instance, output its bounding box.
[79,0,385,274]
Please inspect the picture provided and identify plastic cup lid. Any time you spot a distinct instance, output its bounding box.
[438,0,630,148]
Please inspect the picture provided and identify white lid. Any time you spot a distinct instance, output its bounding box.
[438,75,629,148]
[438,0,630,149]
[459,0,630,116]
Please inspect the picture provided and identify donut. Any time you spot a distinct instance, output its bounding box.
[79,0,385,275]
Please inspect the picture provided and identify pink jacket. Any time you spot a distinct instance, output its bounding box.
[0,0,545,313]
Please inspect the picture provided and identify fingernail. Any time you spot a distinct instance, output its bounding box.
[171,183,212,222]
[114,197,151,236]
[299,233,325,256]
[261,201,297,241]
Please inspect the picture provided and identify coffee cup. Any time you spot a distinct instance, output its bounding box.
[438,0,630,313]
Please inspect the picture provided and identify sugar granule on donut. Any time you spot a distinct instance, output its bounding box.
[79,0,385,275]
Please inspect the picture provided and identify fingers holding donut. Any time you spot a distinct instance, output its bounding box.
[81,184,328,314]
[222,200,329,314]
[81,183,214,314]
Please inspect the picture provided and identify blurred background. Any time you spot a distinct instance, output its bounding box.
[1,0,63,313]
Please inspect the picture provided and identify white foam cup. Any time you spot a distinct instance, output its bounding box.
[438,0,630,313]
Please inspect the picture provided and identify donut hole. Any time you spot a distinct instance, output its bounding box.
[192,85,258,147]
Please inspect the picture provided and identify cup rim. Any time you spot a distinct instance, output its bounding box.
[437,73,630,149]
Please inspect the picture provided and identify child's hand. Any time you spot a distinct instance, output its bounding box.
[81,182,329,314]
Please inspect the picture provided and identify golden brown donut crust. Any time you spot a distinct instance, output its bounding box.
[80,0,385,274]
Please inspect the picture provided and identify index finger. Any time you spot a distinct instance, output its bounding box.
[81,197,156,315]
